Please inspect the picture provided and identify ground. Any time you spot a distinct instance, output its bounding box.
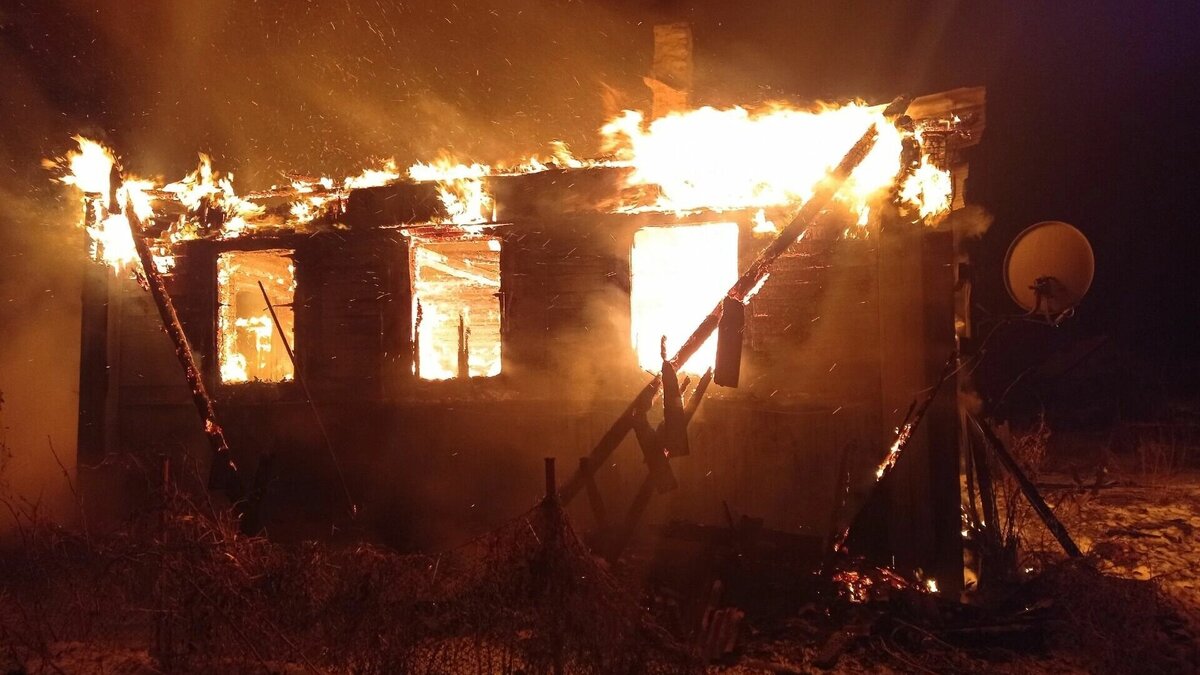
[2,454,1198,673]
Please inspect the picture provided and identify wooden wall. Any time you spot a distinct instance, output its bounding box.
[80,212,960,585]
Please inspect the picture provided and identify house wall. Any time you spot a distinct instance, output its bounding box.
[80,217,955,570]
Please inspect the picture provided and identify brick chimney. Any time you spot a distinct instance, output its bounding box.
[645,23,693,119]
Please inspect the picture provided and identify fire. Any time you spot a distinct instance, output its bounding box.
[216,250,296,384]
[411,238,502,379]
[344,159,401,190]
[45,138,160,274]
[899,155,953,220]
[408,159,493,225]
[51,135,115,194]
[876,422,913,479]
[161,154,265,237]
[601,102,950,222]
[630,222,739,373]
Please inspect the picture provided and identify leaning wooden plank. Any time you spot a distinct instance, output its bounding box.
[126,197,244,508]
[970,413,1082,558]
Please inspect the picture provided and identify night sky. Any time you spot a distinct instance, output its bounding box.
[2,1,1199,437]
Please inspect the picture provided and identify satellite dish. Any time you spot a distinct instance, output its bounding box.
[1004,221,1094,315]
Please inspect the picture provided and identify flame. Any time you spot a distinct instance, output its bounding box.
[408,159,493,225]
[48,136,115,195]
[876,422,913,479]
[162,154,264,237]
[899,155,953,220]
[216,250,295,384]
[411,239,502,379]
[51,96,959,287]
[751,208,778,235]
[602,102,951,223]
[630,222,739,373]
[344,159,401,189]
[45,138,158,275]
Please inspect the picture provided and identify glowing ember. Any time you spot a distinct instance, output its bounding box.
[876,422,914,479]
[412,238,502,379]
[217,250,296,384]
[833,566,911,604]
[630,222,739,373]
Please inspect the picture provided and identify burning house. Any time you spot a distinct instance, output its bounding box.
[56,31,985,594]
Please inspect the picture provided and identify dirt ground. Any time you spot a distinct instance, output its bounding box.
[1040,469,1200,624]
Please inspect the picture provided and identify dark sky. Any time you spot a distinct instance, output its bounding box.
[1,0,1198,433]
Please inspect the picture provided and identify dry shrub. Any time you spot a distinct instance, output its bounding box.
[993,417,1071,565]
[1133,423,1195,490]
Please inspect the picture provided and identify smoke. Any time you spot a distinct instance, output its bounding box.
[946,203,994,240]
[3,1,652,187]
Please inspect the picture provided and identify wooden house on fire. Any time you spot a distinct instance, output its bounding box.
[72,73,985,589]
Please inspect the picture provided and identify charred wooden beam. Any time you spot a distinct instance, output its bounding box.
[660,346,689,456]
[76,199,110,467]
[126,201,244,508]
[606,369,713,562]
[713,296,745,387]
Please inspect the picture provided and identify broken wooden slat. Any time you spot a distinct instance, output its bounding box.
[660,349,689,456]
[632,410,677,493]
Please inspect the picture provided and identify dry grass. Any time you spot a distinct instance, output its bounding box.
[0,460,696,674]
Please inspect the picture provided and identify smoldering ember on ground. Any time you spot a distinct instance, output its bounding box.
[1,2,1199,673]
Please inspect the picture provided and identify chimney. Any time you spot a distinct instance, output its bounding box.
[645,23,693,119]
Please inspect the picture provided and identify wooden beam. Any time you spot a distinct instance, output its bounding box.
[125,199,244,507]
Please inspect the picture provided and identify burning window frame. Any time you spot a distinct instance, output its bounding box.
[408,234,504,381]
[215,248,298,386]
